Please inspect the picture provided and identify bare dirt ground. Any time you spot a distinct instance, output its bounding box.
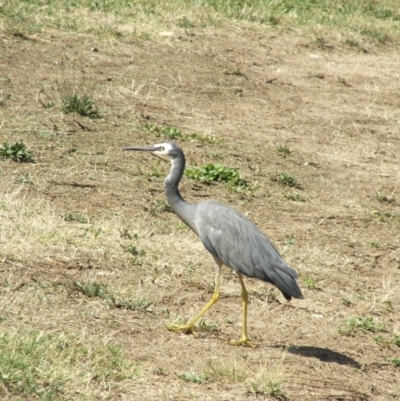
[1,24,400,400]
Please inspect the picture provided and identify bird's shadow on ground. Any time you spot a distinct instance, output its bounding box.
[265,344,361,368]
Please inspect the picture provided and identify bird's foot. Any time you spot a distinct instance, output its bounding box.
[166,323,198,337]
[229,337,256,348]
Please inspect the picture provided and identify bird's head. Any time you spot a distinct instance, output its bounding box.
[123,142,181,161]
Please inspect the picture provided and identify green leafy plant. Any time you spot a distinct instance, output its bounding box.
[178,370,209,384]
[0,141,34,163]
[271,173,300,188]
[61,93,101,118]
[186,163,247,189]
[338,316,385,335]
[146,124,183,140]
[198,319,218,332]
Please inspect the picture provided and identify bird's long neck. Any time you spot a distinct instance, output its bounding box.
[164,155,198,233]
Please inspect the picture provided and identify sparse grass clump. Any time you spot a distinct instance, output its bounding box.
[0,141,34,163]
[178,370,209,384]
[73,281,153,312]
[284,192,305,202]
[145,124,216,144]
[63,211,90,223]
[186,163,247,189]
[251,380,287,399]
[303,275,318,290]
[338,316,385,335]
[0,329,138,399]
[61,93,101,118]
[271,173,300,188]
[277,145,294,157]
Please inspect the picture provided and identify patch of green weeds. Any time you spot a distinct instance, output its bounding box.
[277,145,294,157]
[145,124,216,144]
[251,380,287,399]
[206,361,247,382]
[338,316,385,335]
[376,191,394,203]
[186,163,247,190]
[61,93,101,119]
[16,173,34,185]
[393,336,400,347]
[178,370,209,384]
[284,193,305,202]
[0,141,34,163]
[198,319,218,332]
[286,235,295,245]
[63,212,90,224]
[0,91,11,106]
[341,298,352,307]
[124,244,145,256]
[344,39,368,53]
[391,358,400,367]
[147,200,172,215]
[271,173,300,188]
[146,124,183,140]
[74,281,152,312]
[303,275,318,290]
[370,241,380,248]
[0,329,138,399]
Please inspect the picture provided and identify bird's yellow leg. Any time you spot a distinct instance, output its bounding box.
[167,258,222,336]
[229,273,255,348]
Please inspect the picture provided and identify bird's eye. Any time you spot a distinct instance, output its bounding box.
[160,147,165,151]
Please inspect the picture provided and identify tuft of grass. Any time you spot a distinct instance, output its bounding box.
[147,199,173,215]
[61,93,101,119]
[178,369,209,384]
[145,123,216,143]
[73,281,153,312]
[284,192,305,202]
[338,316,385,335]
[277,145,294,157]
[16,173,34,185]
[124,244,146,256]
[186,163,247,189]
[251,380,287,399]
[0,329,139,399]
[206,361,247,382]
[391,358,400,367]
[74,280,107,298]
[63,211,90,224]
[0,141,34,163]
[303,275,318,290]
[198,319,218,332]
[376,191,395,203]
[271,173,300,188]
[369,241,380,248]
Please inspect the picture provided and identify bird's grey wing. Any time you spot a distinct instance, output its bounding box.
[196,200,302,300]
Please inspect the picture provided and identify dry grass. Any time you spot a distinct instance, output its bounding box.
[1,1,400,400]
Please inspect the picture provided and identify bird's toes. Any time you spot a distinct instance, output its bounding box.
[229,338,256,348]
[166,323,197,336]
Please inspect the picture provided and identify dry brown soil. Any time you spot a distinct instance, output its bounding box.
[1,25,400,400]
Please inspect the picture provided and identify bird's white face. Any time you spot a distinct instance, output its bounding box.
[152,142,176,160]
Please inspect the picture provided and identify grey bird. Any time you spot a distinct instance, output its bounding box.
[124,142,303,347]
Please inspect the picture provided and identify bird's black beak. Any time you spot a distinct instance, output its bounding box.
[123,146,161,152]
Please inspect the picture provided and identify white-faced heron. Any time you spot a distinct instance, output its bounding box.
[124,142,303,347]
